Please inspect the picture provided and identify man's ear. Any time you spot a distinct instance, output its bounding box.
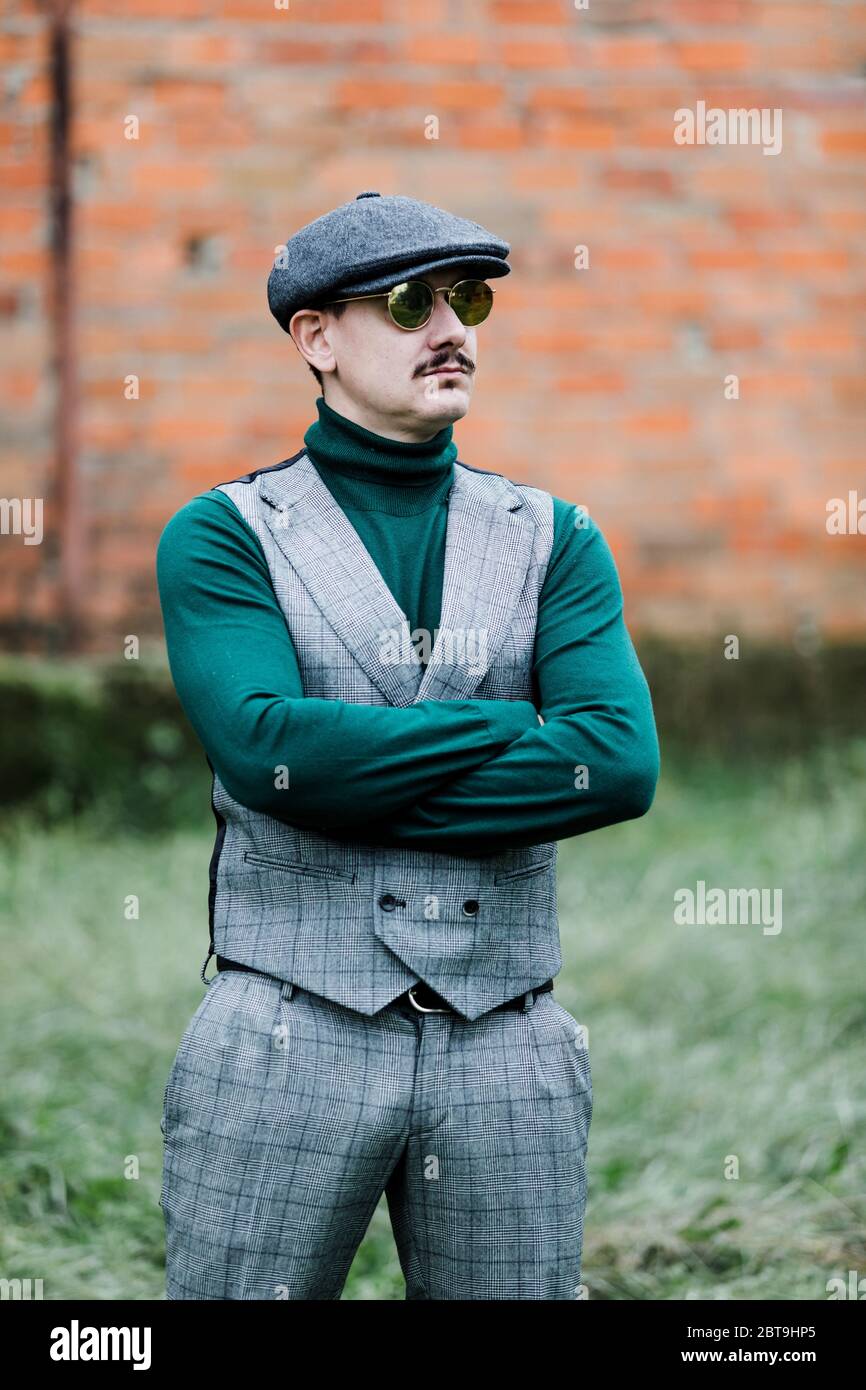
[289,307,337,378]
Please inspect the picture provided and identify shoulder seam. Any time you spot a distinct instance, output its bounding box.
[211,447,307,489]
[455,459,505,478]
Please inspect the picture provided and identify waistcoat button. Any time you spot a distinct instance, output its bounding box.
[379,893,397,911]
[462,899,479,916]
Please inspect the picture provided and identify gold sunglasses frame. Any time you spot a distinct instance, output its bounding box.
[323,279,496,331]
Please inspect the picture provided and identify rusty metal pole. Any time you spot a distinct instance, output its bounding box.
[47,0,83,652]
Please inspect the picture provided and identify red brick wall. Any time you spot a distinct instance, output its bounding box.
[1,0,865,650]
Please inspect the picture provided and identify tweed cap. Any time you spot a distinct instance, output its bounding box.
[267,190,510,333]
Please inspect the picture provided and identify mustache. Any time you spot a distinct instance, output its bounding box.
[417,351,475,376]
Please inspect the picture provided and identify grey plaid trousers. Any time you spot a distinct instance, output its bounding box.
[160,968,592,1300]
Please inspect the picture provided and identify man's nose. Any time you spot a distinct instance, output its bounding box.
[425,293,468,347]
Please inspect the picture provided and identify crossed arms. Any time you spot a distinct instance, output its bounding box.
[156,491,659,856]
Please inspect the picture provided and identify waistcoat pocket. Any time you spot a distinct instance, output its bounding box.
[493,853,556,884]
[243,850,356,882]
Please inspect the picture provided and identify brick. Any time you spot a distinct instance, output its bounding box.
[593,38,670,70]
[396,0,448,22]
[780,325,858,355]
[130,163,216,194]
[167,33,246,65]
[673,42,754,71]
[509,162,585,192]
[428,82,504,110]
[687,248,764,271]
[602,166,676,195]
[554,371,627,394]
[498,41,571,69]
[454,125,524,152]
[490,0,563,21]
[626,410,693,435]
[821,130,866,155]
[708,324,765,350]
[403,34,483,66]
[334,79,415,109]
[775,249,850,274]
[85,0,208,14]
[527,88,589,113]
[218,0,384,16]
[596,246,666,272]
[541,123,617,150]
[726,207,805,234]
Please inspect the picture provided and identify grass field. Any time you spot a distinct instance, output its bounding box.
[1,742,864,1300]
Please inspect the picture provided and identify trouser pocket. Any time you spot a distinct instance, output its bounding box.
[160,973,230,1143]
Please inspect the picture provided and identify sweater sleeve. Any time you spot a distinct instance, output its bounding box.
[155,490,540,829]
[326,500,660,853]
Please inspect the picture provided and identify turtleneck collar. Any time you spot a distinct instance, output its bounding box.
[303,395,458,489]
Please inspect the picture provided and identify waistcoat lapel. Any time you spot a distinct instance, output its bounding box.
[258,451,535,710]
[259,453,423,708]
[415,463,535,704]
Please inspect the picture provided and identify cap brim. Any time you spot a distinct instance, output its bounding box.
[324,252,510,302]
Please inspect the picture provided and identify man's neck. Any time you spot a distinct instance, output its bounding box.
[320,389,451,444]
[303,395,458,493]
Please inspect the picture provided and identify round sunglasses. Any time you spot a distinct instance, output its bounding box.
[324,278,495,331]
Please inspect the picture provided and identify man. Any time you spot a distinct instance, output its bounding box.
[156,191,660,1300]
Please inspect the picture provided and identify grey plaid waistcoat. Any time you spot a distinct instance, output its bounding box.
[205,449,560,1021]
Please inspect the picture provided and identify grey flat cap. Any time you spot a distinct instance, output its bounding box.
[268,190,510,333]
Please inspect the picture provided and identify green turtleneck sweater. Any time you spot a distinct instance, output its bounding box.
[156,396,659,852]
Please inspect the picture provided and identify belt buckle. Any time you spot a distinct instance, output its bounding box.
[406,984,450,1014]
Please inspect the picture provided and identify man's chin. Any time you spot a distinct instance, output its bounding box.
[416,378,471,422]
